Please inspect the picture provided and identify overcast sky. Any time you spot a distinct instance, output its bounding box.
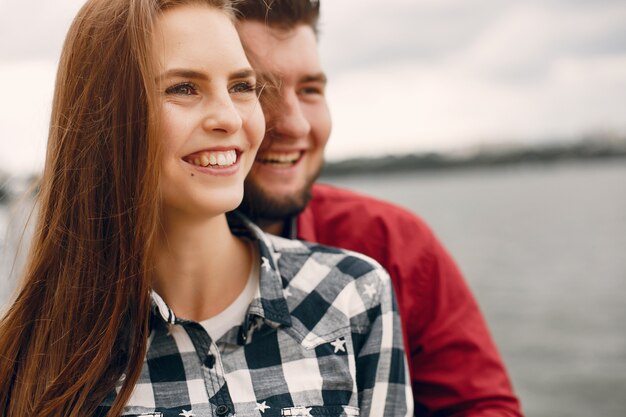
[1,0,626,175]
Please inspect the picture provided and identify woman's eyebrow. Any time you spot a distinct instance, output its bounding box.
[231,68,257,79]
[156,68,208,81]
[156,68,257,82]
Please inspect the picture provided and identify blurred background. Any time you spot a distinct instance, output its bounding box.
[1,1,626,416]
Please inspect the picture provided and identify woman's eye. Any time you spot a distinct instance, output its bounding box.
[165,83,197,96]
[230,81,257,94]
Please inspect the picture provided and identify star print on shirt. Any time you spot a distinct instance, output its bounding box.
[261,256,272,271]
[251,316,264,332]
[255,401,271,413]
[363,283,377,298]
[179,410,194,417]
[330,338,346,353]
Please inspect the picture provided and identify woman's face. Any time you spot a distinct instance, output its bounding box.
[153,5,265,220]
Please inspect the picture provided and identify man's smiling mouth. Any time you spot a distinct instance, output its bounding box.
[256,151,302,167]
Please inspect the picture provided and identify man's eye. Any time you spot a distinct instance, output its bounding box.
[230,81,257,94]
[299,86,323,95]
[165,83,197,96]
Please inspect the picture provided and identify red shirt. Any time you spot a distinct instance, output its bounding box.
[297,183,523,417]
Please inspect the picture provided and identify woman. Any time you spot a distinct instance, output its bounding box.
[0,1,411,416]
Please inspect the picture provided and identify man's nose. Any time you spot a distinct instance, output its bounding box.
[271,92,310,140]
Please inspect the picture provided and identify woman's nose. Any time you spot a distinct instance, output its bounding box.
[201,92,243,135]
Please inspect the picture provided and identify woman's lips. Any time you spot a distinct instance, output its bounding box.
[183,149,238,168]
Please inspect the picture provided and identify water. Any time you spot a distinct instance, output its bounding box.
[0,199,33,305]
[323,160,626,417]
[0,207,11,305]
[1,161,625,416]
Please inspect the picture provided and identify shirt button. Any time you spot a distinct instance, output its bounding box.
[215,404,230,416]
[203,353,215,369]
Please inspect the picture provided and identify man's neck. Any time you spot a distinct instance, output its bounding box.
[257,218,292,237]
[257,220,286,236]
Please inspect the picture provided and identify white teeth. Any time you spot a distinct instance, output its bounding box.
[188,150,237,167]
[259,151,300,163]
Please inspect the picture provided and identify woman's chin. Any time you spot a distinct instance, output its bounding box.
[165,194,243,220]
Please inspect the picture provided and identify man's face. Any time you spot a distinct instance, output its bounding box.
[237,21,331,227]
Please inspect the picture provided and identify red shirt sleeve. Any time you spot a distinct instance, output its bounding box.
[297,183,523,417]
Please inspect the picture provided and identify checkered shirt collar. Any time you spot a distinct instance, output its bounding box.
[149,211,292,333]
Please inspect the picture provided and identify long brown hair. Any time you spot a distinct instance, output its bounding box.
[0,0,231,416]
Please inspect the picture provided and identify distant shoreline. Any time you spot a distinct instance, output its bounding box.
[321,138,626,178]
[2,137,625,204]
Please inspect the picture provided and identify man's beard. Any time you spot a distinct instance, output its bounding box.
[237,176,315,225]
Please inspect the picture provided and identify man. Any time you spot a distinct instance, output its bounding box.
[235,1,523,415]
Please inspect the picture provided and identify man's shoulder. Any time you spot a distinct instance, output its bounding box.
[311,183,421,218]
[311,182,398,206]
[296,183,443,280]
[305,182,434,237]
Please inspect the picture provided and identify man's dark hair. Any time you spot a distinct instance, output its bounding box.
[234,0,320,34]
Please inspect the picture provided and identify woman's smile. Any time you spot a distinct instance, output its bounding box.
[182,147,242,176]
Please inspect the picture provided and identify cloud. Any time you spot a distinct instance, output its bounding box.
[319,0,626,79]
[325,53,626,160]
[0,61,55,175]
[0,0,84,61]
[453,2,626,83]
[317,0,626,160]
[1,0,626,171]
[319,0,507,73]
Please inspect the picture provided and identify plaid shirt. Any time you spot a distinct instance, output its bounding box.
[97,213,412,417]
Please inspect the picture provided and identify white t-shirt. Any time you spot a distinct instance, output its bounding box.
[198,243,259,341]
